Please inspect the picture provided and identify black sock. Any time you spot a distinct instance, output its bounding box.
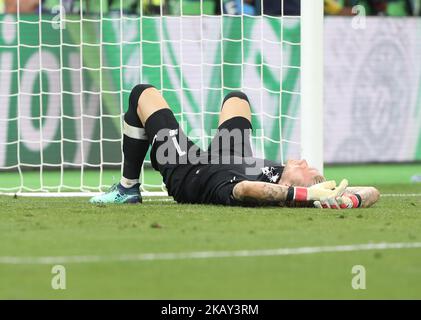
[121,84,154,188]
[121,131,149,188]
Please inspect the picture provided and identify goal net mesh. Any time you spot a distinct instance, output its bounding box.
[0,0,301,195]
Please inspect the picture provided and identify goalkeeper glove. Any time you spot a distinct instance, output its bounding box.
[287,179,348,202]
[314,194,362,209]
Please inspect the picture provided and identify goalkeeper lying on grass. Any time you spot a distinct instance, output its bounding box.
[90,84,380,209]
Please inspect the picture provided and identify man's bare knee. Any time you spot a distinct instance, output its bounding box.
[222,91,250,107]
[135,86,170,125]
[219,92,251,125]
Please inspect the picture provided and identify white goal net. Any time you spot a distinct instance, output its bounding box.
[0,0,323,196]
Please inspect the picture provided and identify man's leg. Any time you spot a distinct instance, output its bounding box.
[121,84,161,188]
[90,84,168,204]
[218,91,252,126]
[138,87,203,202]
[135,87,170,125]
[209,91,253,158]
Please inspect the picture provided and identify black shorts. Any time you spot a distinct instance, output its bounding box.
[207,116,253,158]
[144,108,256,204]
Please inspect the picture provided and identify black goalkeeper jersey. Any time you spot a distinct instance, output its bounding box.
[167,155,284,205]
[144,108,285,206]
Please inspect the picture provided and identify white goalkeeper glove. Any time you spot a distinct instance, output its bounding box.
[287,179,348,202]
[314,193,362,209]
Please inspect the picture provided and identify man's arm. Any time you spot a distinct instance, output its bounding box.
[314,186,380,209]
[344,187,380,208]
[233,181,289,206]
[232,180,348,207]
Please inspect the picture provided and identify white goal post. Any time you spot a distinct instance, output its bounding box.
[0,0,324,197]
[301,0,324,173]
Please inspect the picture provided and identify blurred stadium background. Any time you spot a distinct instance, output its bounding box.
[0,0,420,193]
[0,0,420,299]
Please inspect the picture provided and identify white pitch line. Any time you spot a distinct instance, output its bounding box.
[1,242,421,265]
[382,194,421,197]
[0,193,419,199]
[142,198,175,202]
[0,192,169,198]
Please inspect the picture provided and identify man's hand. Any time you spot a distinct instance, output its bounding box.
[314,186,381,209]
[314,194,362,209]
[287,179,348,202]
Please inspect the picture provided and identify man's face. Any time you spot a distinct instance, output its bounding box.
[278,159,324,187]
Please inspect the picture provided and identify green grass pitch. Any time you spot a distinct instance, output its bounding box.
[0,164,420,299]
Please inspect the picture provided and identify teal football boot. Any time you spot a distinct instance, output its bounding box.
[89,183,142,204]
